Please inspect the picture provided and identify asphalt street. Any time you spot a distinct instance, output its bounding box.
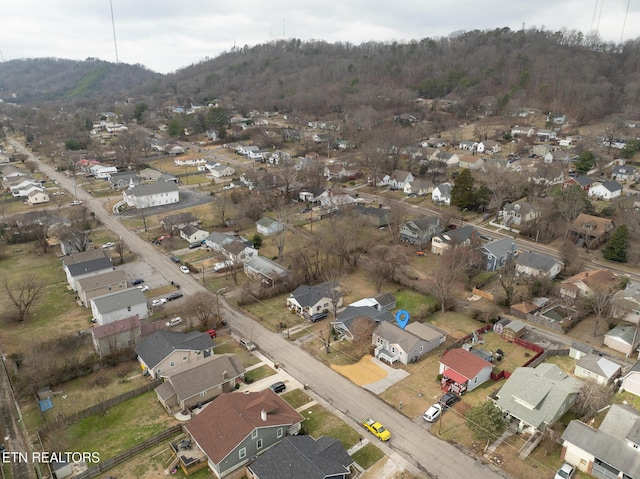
[10,138,510,479]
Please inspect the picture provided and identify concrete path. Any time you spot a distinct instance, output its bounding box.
[362,357,410,394]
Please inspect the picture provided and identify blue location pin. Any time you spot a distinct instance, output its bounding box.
[395,309,410,329]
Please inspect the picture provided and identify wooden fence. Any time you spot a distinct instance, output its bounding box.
[73,424,183,479]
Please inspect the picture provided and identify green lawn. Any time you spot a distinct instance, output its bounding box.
[244,365,276,383]
[394,289,438,319]
[300,404,360,449]
[351,443,385,469]
[281,389,313,409]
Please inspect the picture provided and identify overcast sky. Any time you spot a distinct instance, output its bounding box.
[3,1,638,74]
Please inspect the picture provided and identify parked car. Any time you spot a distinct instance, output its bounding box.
[179,265,190,274]
[70,200,83,206]
[165,317,183,327]
[136,285,150,292]
[554,463,575,479]
[131,278,144,286]
[438,392,460,409]
[167,292,183,301]
[101,242,115,249]
[206,329,217,338]
[188,242,201,249]
[362,418,391,441]
[309,311,327,322]
[269,381,286,393]
[151,298,167,307]
[423,403,442,422]
[300,207,311,213]
[170,256,181,263]
[239,339,257,351]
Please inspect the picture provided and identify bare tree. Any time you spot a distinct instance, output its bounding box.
[581,283,620,337]
[5,273,45,322]
[369,244,406,292]
[350,316,378,357]
[212,192,231,227]
[58,224,91,253]
[573,380,615,421]
[482,165,527,219]
[426,245,476,313]
[553,185,590,237]
[114,239,126,264]
[185,291,219,328]
[498,262,519,307]
[559,239,584,276]
[602,119,626,154]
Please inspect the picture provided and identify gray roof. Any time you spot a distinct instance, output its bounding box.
[181,224,204,236]
[158,354,245,402]
[127,182,178,196]
[256,216,281,228]
[605,324,637,345]
[373,292,396,308]
[435,183,452,196]
[247,435,353,479]
[570,342,593,354]
[91,288,147,314]
[516,251,560,272]
[76,270,128,291]
[576,354,621,380]
[482,237,517,259]
[204,231,237,246]
[602,180,623,192]
[572,175,593,187]
[562,405,640,478]
[403,216,441,234]
[405,321,446,342]
[62,249,109,266]
[373,321,425,353]
[495,363,582,430]
[66,257,113,277]
[435,225,477,245]
[334,306,394,330]
[244,256,291,278]
[289,281,337,308]
[135,330,214,370]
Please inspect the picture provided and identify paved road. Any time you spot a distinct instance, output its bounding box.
[10,139,508,479]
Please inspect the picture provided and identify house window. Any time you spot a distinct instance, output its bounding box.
[127,306,131,312]
[170,361,175,367]
[199,391,207,397]
[256,438,263,449]
[277,428,283,438]
[239,448,246,459]
[251,430,258,439]
[156,369,162,374]
[419,345,424,353]
[183,356,188,361]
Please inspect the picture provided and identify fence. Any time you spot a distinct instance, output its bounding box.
[472,287,494,301]
[73,424,183,479]
[525,312,565,333]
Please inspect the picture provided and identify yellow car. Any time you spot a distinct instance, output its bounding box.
[362,417,391,441]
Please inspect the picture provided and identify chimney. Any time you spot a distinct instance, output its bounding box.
[222,370,228,380]
[261,409,267,421]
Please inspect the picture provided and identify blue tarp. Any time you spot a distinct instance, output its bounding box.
[39,397,53,412]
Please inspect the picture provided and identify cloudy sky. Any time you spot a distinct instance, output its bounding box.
[3,1,638,74]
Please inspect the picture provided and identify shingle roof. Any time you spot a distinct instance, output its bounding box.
[335,306,393,331]
[482,238,517,258]
[62,249,109,266]
[135,330,214,370]
[576,354,621,380]
[76,270,128,291]
[247,435,352,479]
[66,257,113,277]
[516,251,559,272]
[185,390,304,465]
[289,282,337,308]
[91,288,147,314]
[92,315,141,340]
[126,182,178,196]
[440,349,493,380]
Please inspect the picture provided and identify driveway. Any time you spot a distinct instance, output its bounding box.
[362,357,410,394]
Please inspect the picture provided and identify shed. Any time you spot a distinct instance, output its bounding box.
[503,320,526,341]
[510,302,540,320]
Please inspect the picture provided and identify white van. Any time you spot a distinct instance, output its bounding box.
[165,317,183,327]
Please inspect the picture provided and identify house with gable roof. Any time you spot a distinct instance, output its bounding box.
[109,171,142,190]
[62,249,114,291]
[500,198,541,226]
[612,164,638,182]
[432,183,452,205]
[372,321,446,365]
[431,226,479,255]
[404,178,435,196]
[604,324,639,356]
[331,306,394,340]
[90,288,148,325]
[560,269,619,301]
[574,354,621,385]
[481,238,517,272]
[588,180,623,200]
[563,175,594,191]
[621,360,640,396]
[612,281,640,324]
[439,348,494,394]
[122,182,179,209]
[183,390,304,478]
[155,354,245,413]
[400,216,442,245]
[349,292,397,312]
[256,216,285,236]
[352,205,393,228]
[243,256,292,287]
[494,363,583,433]
[286,281,341,319]
[515,251,563,279]
[135,330,215,378]
[91,315,142,359]
[568,213,615,248]
[246,435,354,479]
[76,270,129,307]
[561,404,640,478]
[387,170,414,190]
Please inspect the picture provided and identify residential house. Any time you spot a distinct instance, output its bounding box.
[560,269,619,301]
[180,225,209,244]
[568,213,615,248]
[155,354,245,413]
[477,140,501,155]
[431,226,478,255]
[89,164,118,179]
[458,155,486,171]
[433,151,460,167]
[588,180,623,200]
[27,189,50,205]
[243,256,292,287]
[386,170,414,190]
[439,348,494,394]
[459,140,477,151]
[76,270,129,307]
[612,281,640,324]
[91,315,142,359]
[62,250,114,291]
[207,163,235,178]
[532,144,553,158]
[604,324,639,356]
[286,281,342,319]
[256,217,285,236]
[204,232,257,263]
[7,176,41,197]
[549,150,572,163]
[536,129,557,142]
[90,288,148,325]
[494,363,582,433]
[324,164,357,181]
[561,404,640,478]
[123,182,179,209]
[353,205,393,228]
[400,217,442,245]
[161,212,199,232]
[168,145,186,156]
[372,321,446,365]
[109,171,142,190]
[403,178,434,196]
[349,292,397,312]
[183,390,304,478]
[0,165,28,184]
[432,183,452,205]
[515,251,563,279]
[501,198,541,226]
[332,306,394,340]
[246,435,354,479]
[139,167,163,181]
[510,125,535,137]
[481,238,517,271]
[612,165,638,182]
[135,330,215,379]
[621,361,640,396]
[206,129,219,141]
[574,354,621,385]
[316,190,358,209]
[563,175,594,191]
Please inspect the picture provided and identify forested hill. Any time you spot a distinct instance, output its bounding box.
[2,27,640,125]
[0,58,156,104]
[145,27,640,124]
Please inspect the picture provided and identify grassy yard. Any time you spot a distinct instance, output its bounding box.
[281,388,313,409]
[300,404,361,449]
[244,364,276,383]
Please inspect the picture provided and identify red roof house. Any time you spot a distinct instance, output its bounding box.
[439,348,494,394]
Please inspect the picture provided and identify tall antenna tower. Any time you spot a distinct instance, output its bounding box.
[110,0,119,64]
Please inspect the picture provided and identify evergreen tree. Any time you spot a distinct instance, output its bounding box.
[451,169,475,209]
[602,225,630,262]
[465,400,508,442]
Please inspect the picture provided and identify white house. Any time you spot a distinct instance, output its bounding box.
[179,225,209,244]
[256,216,285,236]
[90,288,148,325]
[207,163,235,178]
[27,189,50,205]
[91,165,118,179]
[432,183,452,205]
[588,181,623,200]
[123,182,179,209]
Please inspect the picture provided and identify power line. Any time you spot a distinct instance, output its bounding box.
[110,0,119,64]
[621,0,631,44]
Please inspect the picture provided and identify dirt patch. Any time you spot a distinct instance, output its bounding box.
[331,356,388,385]
[360,456,418,479]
